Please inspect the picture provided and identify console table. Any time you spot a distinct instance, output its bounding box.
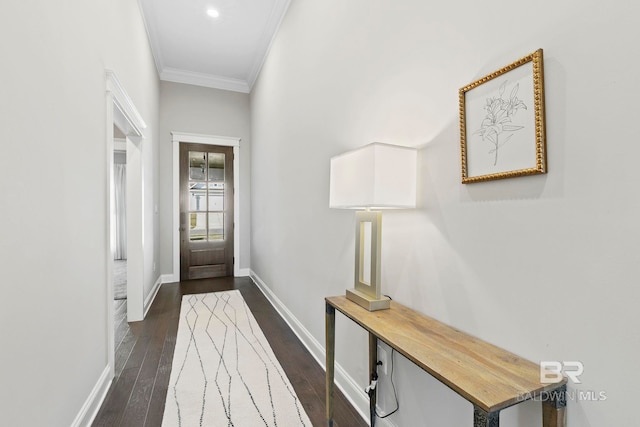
[325,296,567,427]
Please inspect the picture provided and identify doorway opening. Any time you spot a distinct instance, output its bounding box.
[106,70,147,378]
[112,132,127,302]
[171,132,243,281]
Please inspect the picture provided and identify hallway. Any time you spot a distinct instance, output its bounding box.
[92,277,366,427]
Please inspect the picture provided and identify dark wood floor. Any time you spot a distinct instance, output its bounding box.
[93,277,367,427]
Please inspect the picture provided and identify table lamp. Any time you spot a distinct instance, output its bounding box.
[329,142,417,311]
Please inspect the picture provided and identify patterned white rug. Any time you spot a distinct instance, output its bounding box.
[162,290,311,427]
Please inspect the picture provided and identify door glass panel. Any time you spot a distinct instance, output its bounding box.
[208,182,224,211]
[208,153,225,181]
[189,182,207,211]
[189,151,206,180]
[189,213,207,241]
[208,212,224,241]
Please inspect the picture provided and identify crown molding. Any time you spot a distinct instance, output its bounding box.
[247,0,291,90]
[136,0,164,79]
[137,0,290,94]
[160,67,250,93]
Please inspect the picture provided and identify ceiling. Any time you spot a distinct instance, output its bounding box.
[138,0,291,93]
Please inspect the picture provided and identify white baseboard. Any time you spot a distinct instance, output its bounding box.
[249,270,395,426]
[70,366,112,427]
[144,275,163,318]
[162,273,179,284]
[236,268,250,277]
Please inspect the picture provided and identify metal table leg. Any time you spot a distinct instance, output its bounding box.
[325,303,336,427]
[474,405,499,427]
[542,385,567,427]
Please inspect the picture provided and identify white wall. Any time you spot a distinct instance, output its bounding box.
[0,1,160,425]
[159,81,252,274]
[250,0,640,425]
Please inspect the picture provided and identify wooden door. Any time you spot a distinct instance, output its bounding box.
[180,143,234,280]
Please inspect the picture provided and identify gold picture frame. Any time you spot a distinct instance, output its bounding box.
[459,49,547,183]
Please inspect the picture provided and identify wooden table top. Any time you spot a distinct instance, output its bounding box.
[326,295,566,413]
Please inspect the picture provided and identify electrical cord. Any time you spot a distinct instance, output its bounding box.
[375,347,399,419]
[370,294,398,419]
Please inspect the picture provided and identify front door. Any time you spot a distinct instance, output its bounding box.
[180,143,234,280]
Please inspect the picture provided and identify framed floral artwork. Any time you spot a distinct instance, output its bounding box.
[459,49,547,183]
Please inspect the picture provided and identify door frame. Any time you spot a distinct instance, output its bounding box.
[171,132,243,280]
[105,70,147,377]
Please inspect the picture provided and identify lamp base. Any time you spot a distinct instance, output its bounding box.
[346,288,391,311]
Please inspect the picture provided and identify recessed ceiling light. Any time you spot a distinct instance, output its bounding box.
[207,9,220,18]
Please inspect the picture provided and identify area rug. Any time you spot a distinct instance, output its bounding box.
[162,290,311,427]
[113,260,127,300]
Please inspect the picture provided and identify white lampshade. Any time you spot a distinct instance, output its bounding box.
[329,142,417,209]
